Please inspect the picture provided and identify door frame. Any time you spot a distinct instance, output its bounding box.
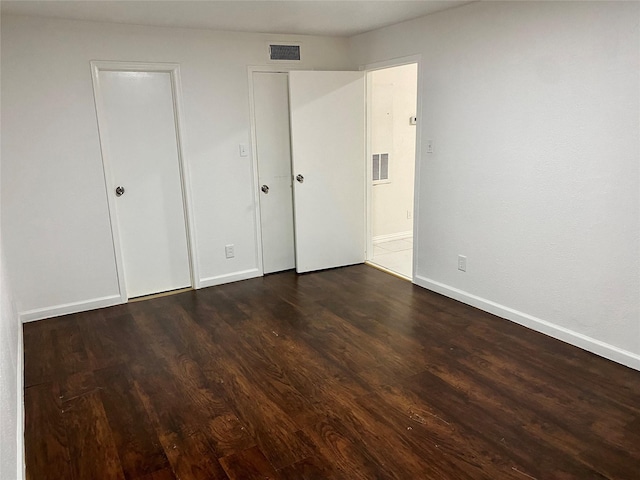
[247,65,306,275]
[90,61,200,302]
[362,55,423,282]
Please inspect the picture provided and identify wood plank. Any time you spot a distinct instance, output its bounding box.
[224,279,423,387]
[219,446,280,480]
[157,429,228,480]
[24,316,91,387]
[24,383,72,480]
[128,311,255,457]
[136,468,176,480]
[74,309,125,371]
[203,412,257,459]
[57,370,99,403]
[278,456,338,480]
[356,388,523,479]
[94,365,171,479]
[63,391,126,480]
[23,324,58,388]
[138,301,313,467]
[404,368,605,479]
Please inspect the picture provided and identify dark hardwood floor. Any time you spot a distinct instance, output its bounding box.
[24,265,640,479]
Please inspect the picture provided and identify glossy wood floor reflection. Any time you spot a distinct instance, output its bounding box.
[24,265,640,479]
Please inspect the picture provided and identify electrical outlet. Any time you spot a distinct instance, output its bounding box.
[458,255,466,272]
[225,244,235,259]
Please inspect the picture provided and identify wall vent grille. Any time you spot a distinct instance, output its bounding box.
[269,44,301,61]
[373,153,389,182]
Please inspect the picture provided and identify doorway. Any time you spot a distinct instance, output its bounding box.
[91,62,197,300]
[366,63,418,280]
[250,68,365,275]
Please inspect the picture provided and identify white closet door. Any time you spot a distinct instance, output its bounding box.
[253,72,296,274]
[289,71,366,273]
[98,70,191,298]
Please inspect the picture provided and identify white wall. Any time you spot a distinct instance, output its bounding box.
[351,1,640,368]
[1,15,353,319]
[0,243,22,480]
[370,63,417,238]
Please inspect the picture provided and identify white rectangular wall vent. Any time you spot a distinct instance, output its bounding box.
[269,44,301,61]
[373,153,389,183]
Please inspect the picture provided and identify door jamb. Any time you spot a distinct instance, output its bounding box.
[90,60,200,302]
[361,55,422,282]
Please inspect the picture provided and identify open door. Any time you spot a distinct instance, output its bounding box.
[289,71,366,273]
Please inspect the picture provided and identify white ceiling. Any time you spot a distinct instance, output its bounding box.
[0,0,473,37]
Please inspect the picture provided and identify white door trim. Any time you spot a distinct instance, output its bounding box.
[362,55,422,283]
[247,65,308,276]
[90,60,200,301]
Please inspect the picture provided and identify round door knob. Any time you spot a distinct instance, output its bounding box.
[296,174,304,183]
[115,186,125,197]
[261,185,269,194]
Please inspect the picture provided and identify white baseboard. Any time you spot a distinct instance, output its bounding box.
[373,231,413,244]
[414,274,640,372]
[18,268,265,322]
[199,268,262,289]
[17,323,24,480]
[19,294,123,323]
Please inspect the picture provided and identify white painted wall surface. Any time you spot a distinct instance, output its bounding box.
[350,1,640,367]
[0,243,22,480]
[370,63,417,238]
[1,15,352,318]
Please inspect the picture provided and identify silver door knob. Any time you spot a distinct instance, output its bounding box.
[296,174,304,183]
[261,185,269,194]
[115,186,125,197]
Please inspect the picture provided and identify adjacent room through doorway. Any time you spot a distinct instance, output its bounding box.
[367,63,418,279]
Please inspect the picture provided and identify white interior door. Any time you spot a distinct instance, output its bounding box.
[98,70,191,298]
[289,71,366,273]
[253,72,296,274]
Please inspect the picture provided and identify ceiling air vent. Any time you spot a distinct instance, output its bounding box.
[269,44,301,61]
